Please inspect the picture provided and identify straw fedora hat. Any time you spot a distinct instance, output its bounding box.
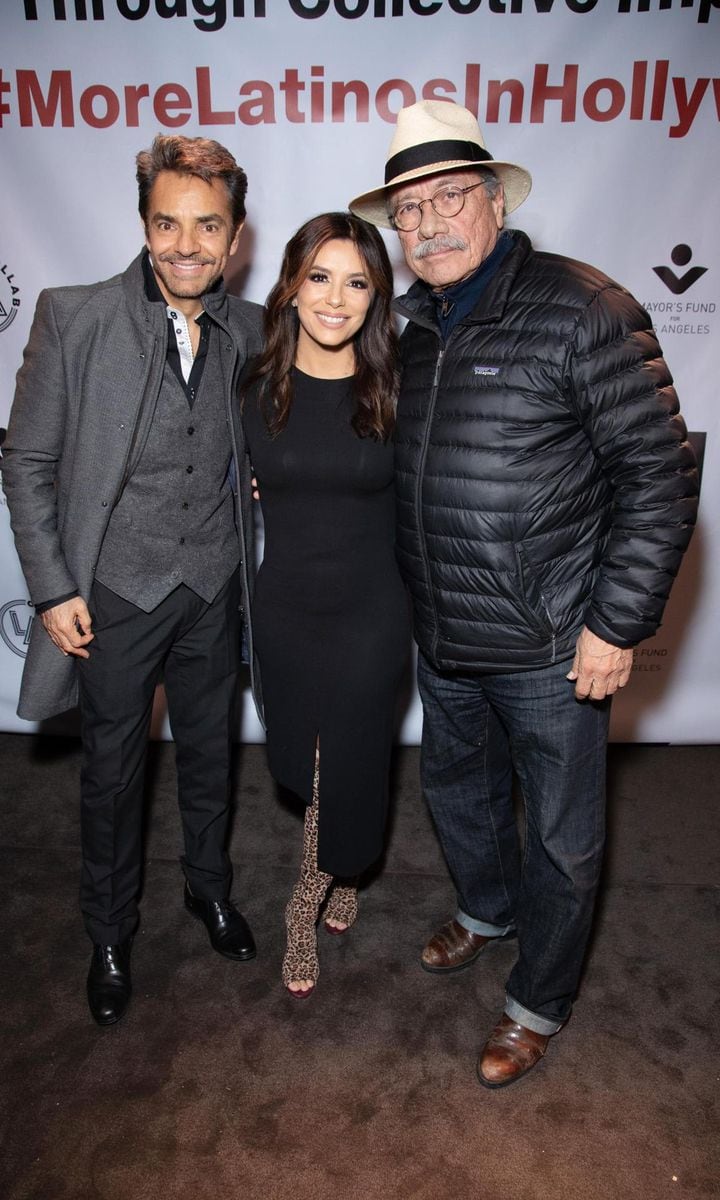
[348,100,532,229]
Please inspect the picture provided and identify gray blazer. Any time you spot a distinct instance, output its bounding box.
[3,252,263,721]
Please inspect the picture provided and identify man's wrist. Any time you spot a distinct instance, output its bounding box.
[34,590,80,615]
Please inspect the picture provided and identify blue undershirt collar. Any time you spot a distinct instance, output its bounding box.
[430,230,512,340]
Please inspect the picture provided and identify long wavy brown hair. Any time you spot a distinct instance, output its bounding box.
[244,212,399,440]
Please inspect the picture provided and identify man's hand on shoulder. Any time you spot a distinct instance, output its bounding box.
[41,597,94,659]
[567,626,633,700]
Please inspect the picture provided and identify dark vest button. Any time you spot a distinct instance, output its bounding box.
[186,465,193,473]
[182,502,189,510]
[187,426,195,435]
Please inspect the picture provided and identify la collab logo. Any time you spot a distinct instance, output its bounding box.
[0,599,33,658]
[0,261,21,333]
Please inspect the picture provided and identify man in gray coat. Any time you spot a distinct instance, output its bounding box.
[3,135,263,1026]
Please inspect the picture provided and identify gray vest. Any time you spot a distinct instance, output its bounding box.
[95,322,239,611]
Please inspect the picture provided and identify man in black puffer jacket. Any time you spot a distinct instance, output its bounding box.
[350,101,698,1088]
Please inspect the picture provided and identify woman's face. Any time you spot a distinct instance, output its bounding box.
[294,238,373,368]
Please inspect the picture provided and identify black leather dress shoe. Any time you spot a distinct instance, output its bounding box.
[86,939,132,1026]
[184,882,256,961]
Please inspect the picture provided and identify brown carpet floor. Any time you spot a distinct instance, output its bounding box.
[0,733,718,1200]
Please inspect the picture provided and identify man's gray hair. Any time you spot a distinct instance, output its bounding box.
[477,166,502,200]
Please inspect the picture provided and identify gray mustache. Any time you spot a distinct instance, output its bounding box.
[412,235,467,261]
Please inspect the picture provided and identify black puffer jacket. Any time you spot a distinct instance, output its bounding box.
[393,230,698,673]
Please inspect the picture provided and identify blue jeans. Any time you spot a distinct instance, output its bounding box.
[417,652,611,1035]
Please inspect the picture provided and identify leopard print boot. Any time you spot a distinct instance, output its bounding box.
[282,756,332,998]
[323,881,359,935]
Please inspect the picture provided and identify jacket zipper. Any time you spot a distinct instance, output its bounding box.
[543,600,557,663]
[515,544,559,664]
[415,344,445,661]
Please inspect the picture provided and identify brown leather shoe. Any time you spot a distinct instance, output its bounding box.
[420,918,498,974]
[477,1014,549,1089]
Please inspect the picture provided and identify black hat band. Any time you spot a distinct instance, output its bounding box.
[385,140,493,185]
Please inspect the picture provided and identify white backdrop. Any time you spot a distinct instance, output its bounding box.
[1,1,717,743]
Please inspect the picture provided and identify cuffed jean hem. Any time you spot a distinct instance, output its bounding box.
[456,908,515,938]
[505,992,564,1037]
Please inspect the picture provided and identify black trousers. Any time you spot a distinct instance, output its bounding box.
[76,572,241,944]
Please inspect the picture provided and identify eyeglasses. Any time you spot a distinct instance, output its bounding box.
[390,180,488,232]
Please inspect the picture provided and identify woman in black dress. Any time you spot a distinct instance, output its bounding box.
[242,213,409,997]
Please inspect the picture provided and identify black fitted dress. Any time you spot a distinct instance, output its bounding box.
[242,367,410,877]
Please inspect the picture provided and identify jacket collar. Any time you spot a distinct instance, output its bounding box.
[394,229,533,331]
[121,249,231,327]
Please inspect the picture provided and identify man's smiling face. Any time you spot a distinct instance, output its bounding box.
[145,170,241,316]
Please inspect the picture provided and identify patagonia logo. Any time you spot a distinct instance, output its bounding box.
[474,365,499,376]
